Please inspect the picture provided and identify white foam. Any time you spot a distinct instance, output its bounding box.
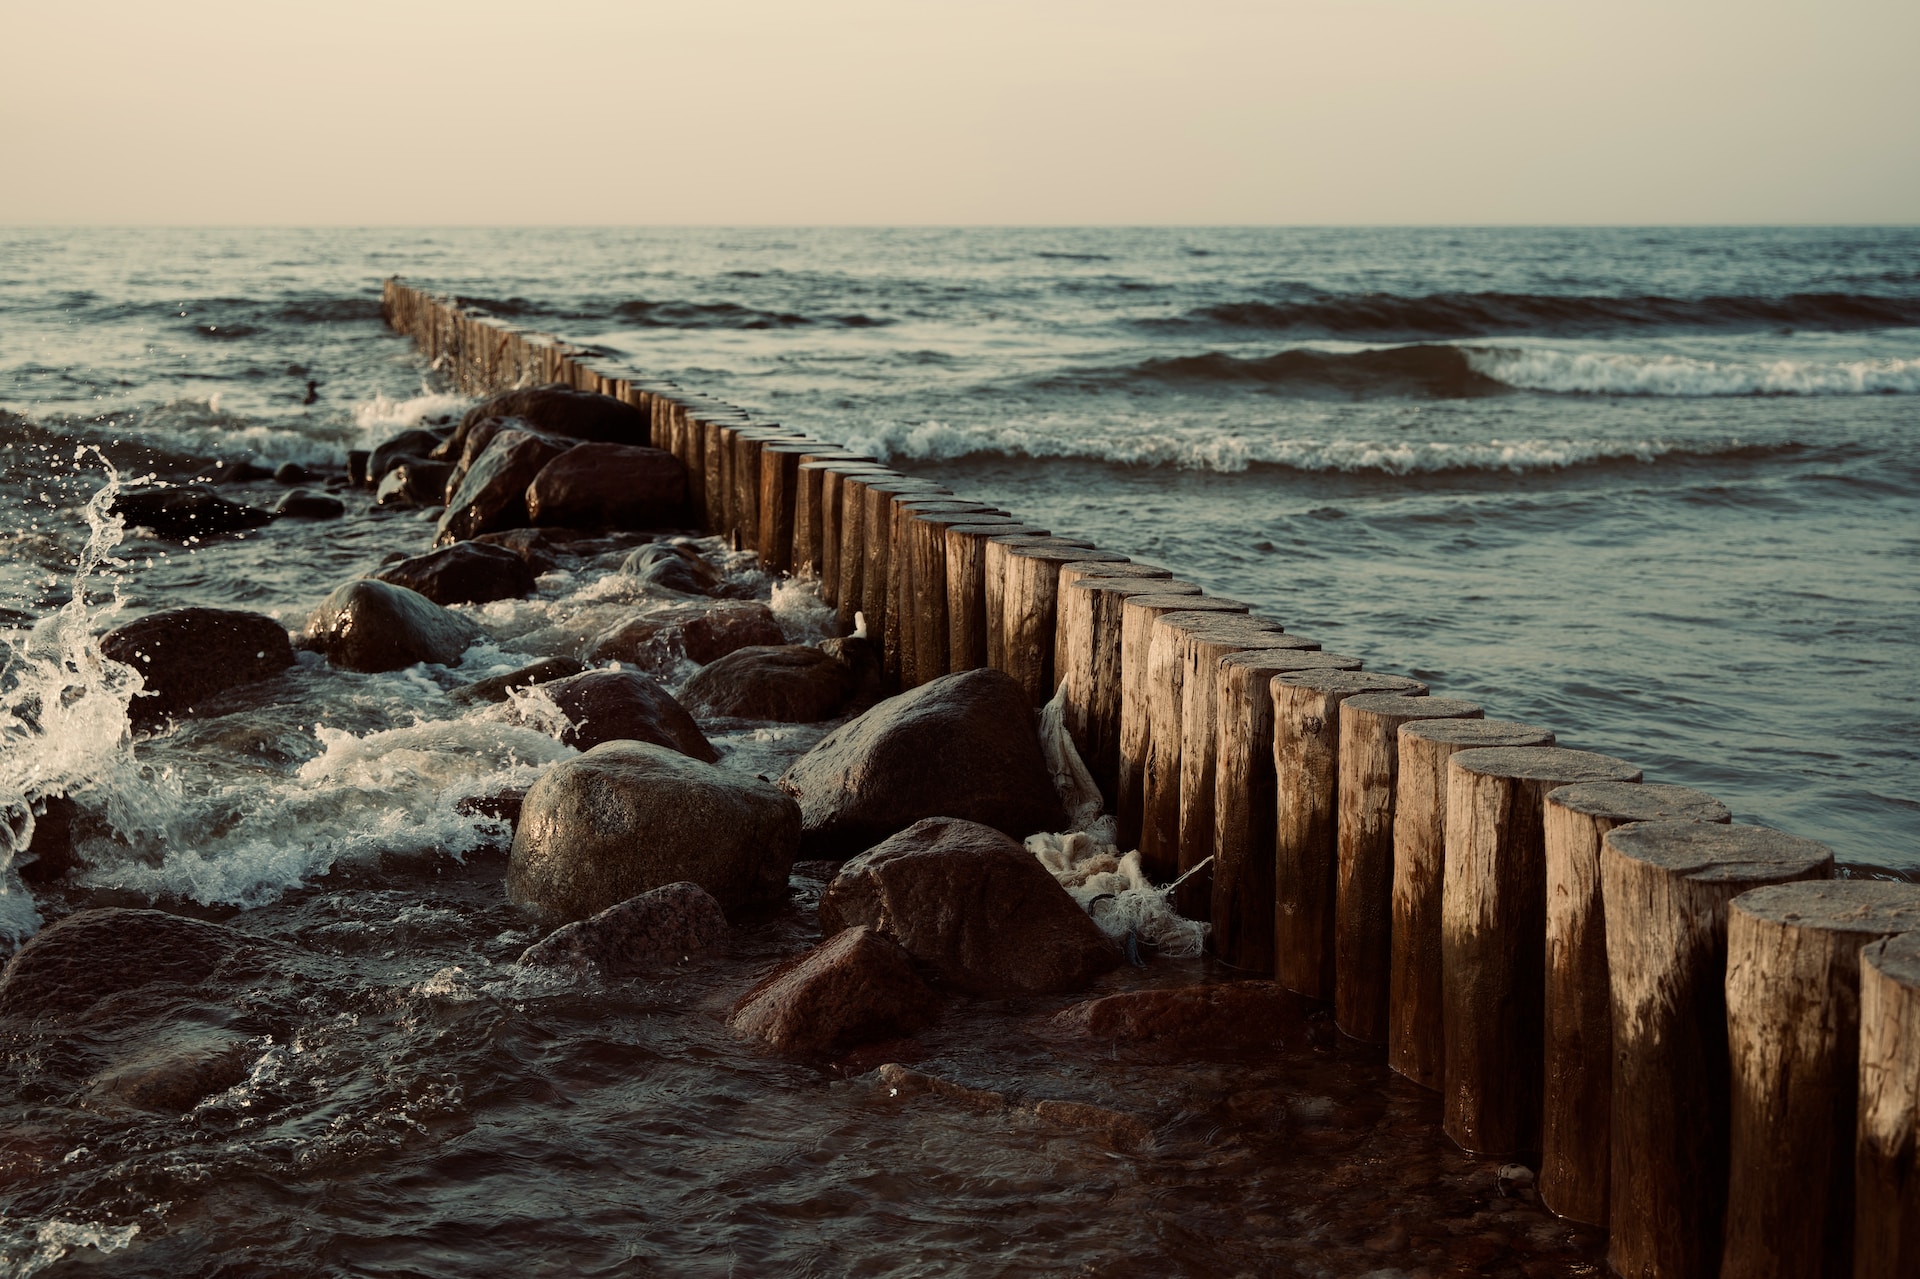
[352,388,471,446]
[0,1219,140,1278]
[769,578,836,644]
[1469,347,1920,396]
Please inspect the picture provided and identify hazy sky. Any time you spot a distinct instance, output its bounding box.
[3,0,1915,224]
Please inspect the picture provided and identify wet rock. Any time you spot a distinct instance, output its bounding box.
[85,1032,253,1113]
[112,484,273,541]
[449,655,586,705]
[439,415,514,497]
[544,668,718,759]
[1049,983,1317,1053]
[0,908,251,1020]
[779,669,1067,857]
[519,881,729,976]
[474,527,570,575]
[18,795,78,883]
[435,428,566,546]
[526,442,688,529]
[207,459,271,483]
[1030,1099,1154,1151]
[367,427,449,484]
[273,488,344,519]
[871,1062,1006,1111]
[446,385,648,460]
[729,925,933,1055]
[272,461,311,484]
[347,449,370,485]
[622,541,723,595]
[819,817,1119,996]
[679,645,855,722]
[509,741,800,920]
[100,606,295,729]
[373,540,536,606]
[375,458,454,507]
[586,601,785,673]
[455,785,527,828]
[820,635,884,708]
[303,579,482,672]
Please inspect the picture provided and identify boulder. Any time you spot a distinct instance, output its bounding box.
[586,602,785,673]
[525,443,687,529]
[445,385,648,461]
[449,656,586,705]
[101,606,295,728]
[86,1032,254,1113]
[819,817,1119,996]
[679,645,855,722]
[728,925,934,1056]
[367,428,449,484]
[1049,983,1318,1055]
[375,459,454,507]
[509,741,800,921]
[272,461,311,484]
[303,579,482,672]
[622,542,723,596]
[373,541,536,606]
[519,881,730,976]
[821,636,884,708]
[439,415,515,498]
[544,668,718,759]
[474,527,570,575]
[779,669,1066,856]
[0,908,251,1020]
[435,429,566,547]
[112,484,273,541]
[273,489,344,519]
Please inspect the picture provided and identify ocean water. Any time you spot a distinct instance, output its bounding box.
[0,226,1914,1274]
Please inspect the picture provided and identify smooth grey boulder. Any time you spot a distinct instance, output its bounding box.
[544,668,719,760]
[373,540,535,606]
[585,601,785,674]
[375,459,454,507]
[435,428,565,546]
[303,579,482,672]
[100,606,294,728]
[509,741,800,921]
[779,668,1066,857]
[519,881,729,976]
[819,817,1120,996]
[526,442,687,529]
[273,489,344,519]
[679,645,855,722]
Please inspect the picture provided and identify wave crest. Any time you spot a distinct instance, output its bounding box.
[1471,348,1920,396]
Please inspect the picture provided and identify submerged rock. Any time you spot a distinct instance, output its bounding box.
[729,925,934,1056]
[85,1031,255,1113]
[679,645,855,722]
[375,459,455,507]
[272,461,311,484]
[0,908,252,1021]
[586,601,784,672]
[1049,983,1318,1055]
[449,655,586,705]
[509,741,800,921]
[519,881,730,976]
[373,540,536,606]
[544,668,718,759]
[367,427,450,484]
[101,606,295,728]
[436,428,566,546]
[273,488,345,519]
[622,541,723,595]
[526,442,687,529]
[779,669,1066,857]
[819,817,1119,996]
[303,579,482,672]
[112,484,273,541]
[474,527,571,574]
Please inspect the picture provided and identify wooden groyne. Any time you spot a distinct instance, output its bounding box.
[380,278,1920,1278]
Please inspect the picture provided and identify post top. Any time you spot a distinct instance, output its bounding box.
[1865,930,1920,991]
[1603,821,1828,884]
[1273,669,1425,698]
[1067,577,1201,599]
[1343,693,1482,722]
[1731,879,1920,936]
[1221,649,1361,680]
[1401,718,1555,749]
[1551,781,1729,825]
[1448,745,1640,785]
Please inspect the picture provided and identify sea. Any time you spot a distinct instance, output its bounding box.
[0,226,1913,1275]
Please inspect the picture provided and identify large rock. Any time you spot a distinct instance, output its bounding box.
[509,741,800,921]
[586,602,785,672]
[519,881,729,976]
[779,669,1066,856]
[367,428,449,484]
[436,429,566,547]
[373,541,536,606]
[0,908,251,1020]
[819,817,1119,996]
[525,443,687,530]
[728,925,934,1056]
[375,459,454,507]
[545,668,718,759]
[623,542,722,596]
[439,415,514,499]
[100,606,295,728]
[679,645,855,722]
[445,385,648,461]
[449,656,585,706]
[273,489,344,519]
[303,579,482,672]
[112,484,272,541]
[474,527,571,575]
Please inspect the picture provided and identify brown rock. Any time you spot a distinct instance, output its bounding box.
[519,881,729,976]
[448,656,586,706]
[85,1032,253,1112]
[111,484,272,541]
[586,601,784,673]
[374,458,454,507]
[0,908,251,1020]
[446,385,648,459]
[544,668,718,759]
[100,606,294,728]
[367,428,449,484]
[820,817,1119,996]
[436,428,566,546]
[373,541,536,606]
[1050,982,1318,1053]
[729,925,934,1055]
[473,527,570,574]
[303,579,482,672]
[679,645,856,722]
[622,542,723,596]
[526,442,688,530]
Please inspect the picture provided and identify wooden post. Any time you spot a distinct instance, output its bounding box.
[1539,781,1730,1227]
[901,510,1023,686]
[1209,649,1364,973]
[1333,694,1486,1043]
[943,523,1050,674]
[1857,929,1920,1279]
[1057,575,1202,805]
[1051,561,1172,730]
[731,427,803,556]
[1599,822,1831,1279]
[1116,594,1253,853]
[888,500,996,686]
[1388,718,1557,1090]
[795,454,873,582]
[862,479,952,682]
[702,417,732,540]
[981,536,1094,672]
[993,540,1130,705]
[1271,669,1430,1001]
[756,442,816,574]
[819,464,894,608]
[1440,745,1642,1155]
[1723,881,1920,1279]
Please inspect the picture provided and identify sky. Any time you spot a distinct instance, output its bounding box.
[2,0,1915,225]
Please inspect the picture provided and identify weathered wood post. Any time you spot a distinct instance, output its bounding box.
[794,454,873,583]
[1116,594,1252,855]
[992,541,1130,705]
[731,427,804,557]
[756,441,816,574]
[1599,822,1831,1279]
[1052,561,1171,748]
[1210,649,1364,973]
[1723,881,1920,1279]
[901,509,1023,686]
[1056,575,1201,804]
[1333,694,1486,1043]
[1272,669,1430,1000]
[1440,745,1642,1154]
[1857,929,1920,1279]
[862,478,952,681]
[1539,781,1731,1227]
[887,499,997,685]
[820,464,894,610]
[1388,718,1557,1089]
[943,523,1051,675]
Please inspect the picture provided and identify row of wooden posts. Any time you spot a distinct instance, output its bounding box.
[381,279,1916,1278]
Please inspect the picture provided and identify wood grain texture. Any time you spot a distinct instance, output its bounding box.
[943,523,1047,674]
[1857,930,1920,1279]
[1057,576,1201,807]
